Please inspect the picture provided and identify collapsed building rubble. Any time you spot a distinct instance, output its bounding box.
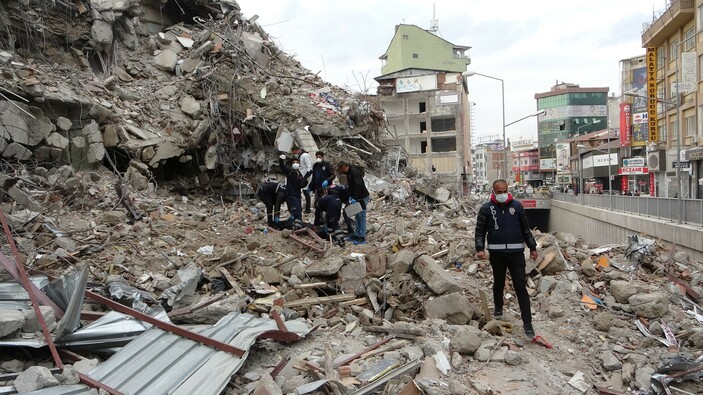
[0,1,702,395]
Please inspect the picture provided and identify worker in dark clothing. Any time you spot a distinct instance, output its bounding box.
[309,151,336,198]
[314,184,349,246]
[475,179,539,338]
[255,181,286,227]
[337,161,370,245]
[279,154,310,229]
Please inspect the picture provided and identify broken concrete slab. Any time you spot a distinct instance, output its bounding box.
[22,306,56,333]
[390,249,416,276]
[412,255,460,295]
[55,116,72,131]
[610,280,638,304]
[91,20,114,47]
[46,132,69,149]
[306,256,344,277]
[180,95,201,118]
[450,327,482,354]
[13,366,60,393]
[0,100,30,144]
[153,49,178,72]
[424,292,474,324]
[0,310,25,338]
[628,292,669,318]
[149,141,184,167]
[2,142,32,160]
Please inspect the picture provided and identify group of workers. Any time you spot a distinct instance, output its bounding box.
[255,148,370,246]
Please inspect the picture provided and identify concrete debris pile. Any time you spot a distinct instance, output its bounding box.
[0,0,384,177]
[0,167,702,393]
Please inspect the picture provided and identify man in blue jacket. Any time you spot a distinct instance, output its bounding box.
[475,179,539,338]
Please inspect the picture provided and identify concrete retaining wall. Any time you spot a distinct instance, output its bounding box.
[550,200,703,261]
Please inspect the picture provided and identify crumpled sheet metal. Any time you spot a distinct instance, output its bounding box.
[85,311,310,395]
[0,276,48,302]
[56,308,171,352]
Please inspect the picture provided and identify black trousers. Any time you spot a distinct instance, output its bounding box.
[489,251,532,324]
[256,190,275,226]
[286,195,302,220]
[303,189,311,212]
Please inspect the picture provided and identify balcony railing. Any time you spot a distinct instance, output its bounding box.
[641,0,695,47]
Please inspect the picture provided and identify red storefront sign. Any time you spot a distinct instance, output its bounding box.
[618,166,649,175]
[619,103,632,146]
[522,200,537,208]
[649,173,655,196]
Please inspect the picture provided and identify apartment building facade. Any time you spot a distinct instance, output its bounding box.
[535,83,609,184]
[375,24,471,184]
[641,0,703,199]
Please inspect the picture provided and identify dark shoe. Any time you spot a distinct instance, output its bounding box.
[352,237,366,245]
[523,323,535,338]
[493,309,503,320]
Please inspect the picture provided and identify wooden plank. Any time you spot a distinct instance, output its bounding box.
[284,294,356,308]
[479,289,492,321]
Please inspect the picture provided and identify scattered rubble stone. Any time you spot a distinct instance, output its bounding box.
[13,366,60,393]
[628,292,669,318]
[0,310,25,338]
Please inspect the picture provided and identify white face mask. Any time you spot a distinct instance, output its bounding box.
[292,163,300,170]
[494,190,509,203]
[316,158,322,163]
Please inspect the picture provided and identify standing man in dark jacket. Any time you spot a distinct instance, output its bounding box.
[309,151,336,198]
[337,161,370,245]
[475,179,539,338]
[279,154,310,229]
[256,181,286,227]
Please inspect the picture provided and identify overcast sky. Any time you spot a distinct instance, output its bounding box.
[236,0,665,144]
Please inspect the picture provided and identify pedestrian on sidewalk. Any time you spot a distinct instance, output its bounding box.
[474,179,539,338]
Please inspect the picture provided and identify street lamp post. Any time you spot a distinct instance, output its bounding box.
[463,71,506,178]
[624,91,682,224]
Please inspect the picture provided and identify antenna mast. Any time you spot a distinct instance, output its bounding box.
[429,4,439,32]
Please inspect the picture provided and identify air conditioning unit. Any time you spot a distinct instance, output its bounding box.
[647,150,661,172]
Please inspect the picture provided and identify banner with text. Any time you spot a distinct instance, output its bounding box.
[646,47,658,142]
[619,103,631,147]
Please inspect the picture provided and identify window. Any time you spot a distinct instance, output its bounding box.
[685,27,695,50]
[412,53,418,59]
[419,102,426,113]
[685,114,695,137]
[402,34,409,40]
[420,121,427,133]
[657,46,665,70]
[670,38,679,62]
[420,141,427,153]
[698,5,703,31]
[700,54,703,80]
[660,123,667,142]
[431,138,456,152]
[430,117,455,132]
[670,118,678,143]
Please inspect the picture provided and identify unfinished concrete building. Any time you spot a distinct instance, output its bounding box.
[375,24,471,186]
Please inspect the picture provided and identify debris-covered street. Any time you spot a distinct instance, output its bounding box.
[1,1,702,394]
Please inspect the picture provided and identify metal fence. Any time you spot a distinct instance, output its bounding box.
[552,192,703,226]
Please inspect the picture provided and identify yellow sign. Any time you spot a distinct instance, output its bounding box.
[646,47,658,142]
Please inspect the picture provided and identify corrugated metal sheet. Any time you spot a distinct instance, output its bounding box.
[22,385,94,395]
[0,276,48,302]
[27,312,310,395]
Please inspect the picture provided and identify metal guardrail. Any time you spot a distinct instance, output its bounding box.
[552,192,703,226]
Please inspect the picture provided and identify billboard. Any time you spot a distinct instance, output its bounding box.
[555,143,571,171]
[630,66,648,147]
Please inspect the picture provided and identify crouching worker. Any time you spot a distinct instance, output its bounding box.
[256,181,286,228]
[314,185,349,246]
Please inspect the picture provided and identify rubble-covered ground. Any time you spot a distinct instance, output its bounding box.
[1,1,703,395]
